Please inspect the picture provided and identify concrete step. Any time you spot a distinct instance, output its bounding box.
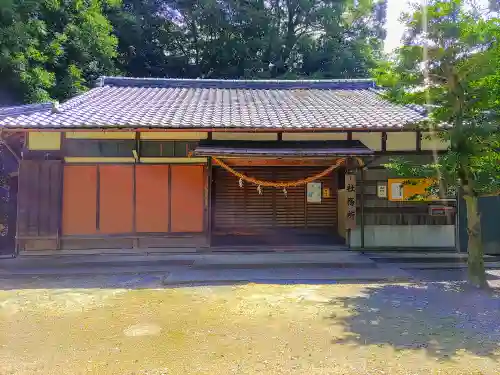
[0,265,177,278]
[355,247,457,253]
[364,252,470,259]
[192,262,377,269]
[2,251,373,270]
[192,252,376,269]
[0,257,195,271]
[398,262,500,270]
[164,266,412,285]
[210,245,349,252]
[365,252,500,264]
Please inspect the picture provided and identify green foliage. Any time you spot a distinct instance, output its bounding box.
[0,0,119,102]
[375,0,499,287]
[106,0,387,79]
[373,0,500,197]
[0,0,387,102]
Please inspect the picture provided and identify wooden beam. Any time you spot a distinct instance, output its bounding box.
[221,158,341,167]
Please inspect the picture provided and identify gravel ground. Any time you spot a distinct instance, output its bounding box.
[0,277,499,375]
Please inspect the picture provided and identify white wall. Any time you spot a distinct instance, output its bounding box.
[350,225,456,248]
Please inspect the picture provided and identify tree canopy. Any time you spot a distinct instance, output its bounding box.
[373,0,500,287]
[0,0,387,102]
[0,0,120,103]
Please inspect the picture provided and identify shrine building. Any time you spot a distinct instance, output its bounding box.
[0,77,456,254]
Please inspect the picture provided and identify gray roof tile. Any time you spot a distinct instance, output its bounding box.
[0,78,426,129]
[0,102,52,120]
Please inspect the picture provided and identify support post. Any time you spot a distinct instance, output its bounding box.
[360,167,365,249]
[206,158,213,248]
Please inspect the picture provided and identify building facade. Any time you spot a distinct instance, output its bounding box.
[0,78,456,254]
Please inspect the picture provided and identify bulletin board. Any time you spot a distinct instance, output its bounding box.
[387,178,439,201]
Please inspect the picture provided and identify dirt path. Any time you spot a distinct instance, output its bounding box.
[0,282,499,374]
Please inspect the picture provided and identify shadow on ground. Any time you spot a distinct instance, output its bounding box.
[328,283,500,360]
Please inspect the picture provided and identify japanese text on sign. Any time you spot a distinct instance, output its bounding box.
[345,174,356,229]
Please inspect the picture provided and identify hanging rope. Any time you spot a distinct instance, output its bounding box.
[211,156,363,188]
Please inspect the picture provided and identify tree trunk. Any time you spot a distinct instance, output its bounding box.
[463,193,488,288]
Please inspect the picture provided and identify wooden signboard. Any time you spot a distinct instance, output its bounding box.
[388,178,439,201]
[345,174,356,229]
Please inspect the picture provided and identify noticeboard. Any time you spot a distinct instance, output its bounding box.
[307,182,322,203]
[387,178,439,201]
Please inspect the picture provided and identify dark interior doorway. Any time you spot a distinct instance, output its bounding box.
[212,227,345,247]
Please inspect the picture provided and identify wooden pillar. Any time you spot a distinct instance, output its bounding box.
[360,167,366,249]
[206,158,213,248]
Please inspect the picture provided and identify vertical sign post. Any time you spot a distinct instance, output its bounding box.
[345,174,357,231]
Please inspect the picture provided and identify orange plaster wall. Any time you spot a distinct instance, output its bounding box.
[62,165,97,235]
[135,165,170,233]
[63,164,205,236]
[99,165,134,234]
[171,165,205,233]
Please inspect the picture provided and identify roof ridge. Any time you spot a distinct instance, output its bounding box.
[97,76,376,90]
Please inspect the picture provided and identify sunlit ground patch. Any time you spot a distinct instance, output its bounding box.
[0,283,499,375]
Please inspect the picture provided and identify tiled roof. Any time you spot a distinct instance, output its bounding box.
[0,102,52,120]
[0,77,426,129]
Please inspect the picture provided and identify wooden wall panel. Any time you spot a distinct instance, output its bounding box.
[17,161,36,237]
[305,172,337,227]
[357,167,455,226]
[27,163,39,235]
[213,167,337,231]
[171,165,205,232]
[214,167,275,230]
[18,160,62,238]
[38,161,51,234]
[99,165,134,234]
[135,165,170,233]
[62,165,97,235]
